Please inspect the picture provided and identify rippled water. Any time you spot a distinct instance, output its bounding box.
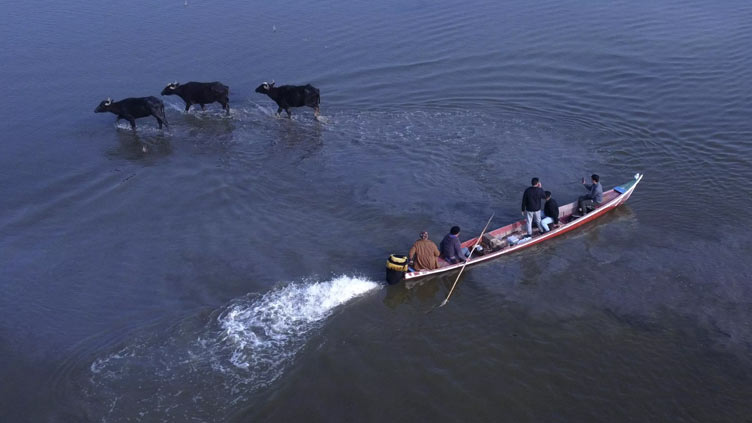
[79,276,377,421]
[2,0,752,421]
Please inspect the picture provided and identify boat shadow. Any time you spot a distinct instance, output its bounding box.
[383,206,639,308]
[382,273,463,309]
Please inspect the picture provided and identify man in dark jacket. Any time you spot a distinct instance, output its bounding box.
[541,191,559,232]
[440,226,467,264]
[521,177,547,236]
[577,174,603,215]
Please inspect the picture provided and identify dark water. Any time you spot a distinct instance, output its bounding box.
[2,0,752,421]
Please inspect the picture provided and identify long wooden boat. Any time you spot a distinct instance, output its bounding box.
[403,173,644,281]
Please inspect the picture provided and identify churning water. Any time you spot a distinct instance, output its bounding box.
[85,276,378,421]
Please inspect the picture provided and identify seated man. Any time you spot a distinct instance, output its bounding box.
[541,191,559,232]
[577,174,603,215]
[408,231,440,271]
[440,226,469,264]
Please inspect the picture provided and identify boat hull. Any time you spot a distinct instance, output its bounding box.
[403,173,643,281]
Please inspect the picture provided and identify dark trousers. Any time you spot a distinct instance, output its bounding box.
[578,196,595,214]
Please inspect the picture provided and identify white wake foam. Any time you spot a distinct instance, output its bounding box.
[85,275,379,421]
[217,275,378,371]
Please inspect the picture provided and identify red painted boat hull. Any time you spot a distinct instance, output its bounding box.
[403,173,644,281]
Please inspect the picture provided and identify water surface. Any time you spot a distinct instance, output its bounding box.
[1,0,752,421]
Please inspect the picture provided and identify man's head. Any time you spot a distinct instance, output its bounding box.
[591,174,600,183]
[545,190,551,200]
[450,226,461,235]
[419,231,428,240]
[531,177,540,186]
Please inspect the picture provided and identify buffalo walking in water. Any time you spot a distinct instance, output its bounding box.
[161,81,230,115]
[254,81,320,119]
[94,97,168,131]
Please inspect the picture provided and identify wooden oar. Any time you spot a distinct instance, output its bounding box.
[439,213,495,308]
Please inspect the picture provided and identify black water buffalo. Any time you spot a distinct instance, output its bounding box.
[161,81,230,115]
[94,97,168,131]
[254,81,320,119]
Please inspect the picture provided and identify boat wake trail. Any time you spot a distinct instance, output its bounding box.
[213,275,378,374]
[84,275,379,421]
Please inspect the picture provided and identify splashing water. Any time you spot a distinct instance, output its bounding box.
[218,275,378,371]
[85,275,380,421]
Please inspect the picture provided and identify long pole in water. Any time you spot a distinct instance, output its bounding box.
[439,213,494,308]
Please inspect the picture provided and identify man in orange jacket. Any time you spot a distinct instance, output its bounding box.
[408,231,440,270]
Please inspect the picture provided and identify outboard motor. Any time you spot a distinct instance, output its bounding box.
[385,254,408,284]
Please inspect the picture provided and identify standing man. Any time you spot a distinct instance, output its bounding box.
[440,226,468,264]
[521,177,547,237]
[408,231,440,271]
[577,174,603,215]
[541,190,559,232]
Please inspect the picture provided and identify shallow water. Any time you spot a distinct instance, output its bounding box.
[2,0,752,421]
